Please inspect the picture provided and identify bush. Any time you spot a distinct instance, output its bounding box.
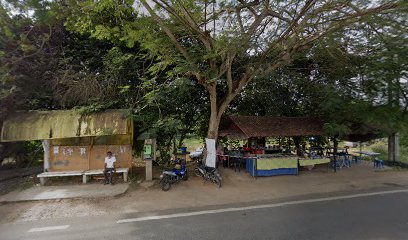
[370,142,388,161]
[400,145,408,163]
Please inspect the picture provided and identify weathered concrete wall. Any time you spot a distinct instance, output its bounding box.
[89,145,132,169]
[1,109,131,142]
[50,135,132,146]
[50,144,131,171]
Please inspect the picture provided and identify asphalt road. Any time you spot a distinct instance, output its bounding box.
[1,189,407,240]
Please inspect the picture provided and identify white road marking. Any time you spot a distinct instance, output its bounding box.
[28,225,70,233]
[117,189,408,224]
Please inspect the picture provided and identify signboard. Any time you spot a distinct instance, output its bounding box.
[144,144,152,160]
[205,138,216,168]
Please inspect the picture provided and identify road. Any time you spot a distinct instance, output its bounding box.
[1,189,407,240]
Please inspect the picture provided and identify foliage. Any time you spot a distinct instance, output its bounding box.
[5,0,210,165]
[0,141,43,168]
[63,0,407,141]
[132,77,208,163]
[371,142,388,161]
[0,0,61,118]
[401,132,408,147]
[1,0,408,165]
[232,28,408,139]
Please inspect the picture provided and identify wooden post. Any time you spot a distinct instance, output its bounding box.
[388,134,395,162]
[388,133,400,162]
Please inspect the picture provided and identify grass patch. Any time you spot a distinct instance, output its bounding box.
[184,137,204,152]
[370,142,388,161]
[399,146,408,163]
[347,139,408,164]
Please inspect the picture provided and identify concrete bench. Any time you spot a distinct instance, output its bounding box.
[83,168,129,184]
[37,171,84,186]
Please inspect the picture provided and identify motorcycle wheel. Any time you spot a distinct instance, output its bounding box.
[194,168,201,177]
[182,170,189,181]
[214,175,222,188]
[161,178,171,191]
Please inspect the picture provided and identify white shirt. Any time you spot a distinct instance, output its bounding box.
[105,156,116,168]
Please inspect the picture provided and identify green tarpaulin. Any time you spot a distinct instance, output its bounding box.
[257,157,298,170]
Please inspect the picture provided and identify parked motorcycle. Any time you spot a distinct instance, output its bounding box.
[194,158,222,188]
[159,159,188,191]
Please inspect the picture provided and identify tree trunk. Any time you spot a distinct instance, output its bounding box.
[206,86,234,140]
[206,86,219,138]
[205,85,235,167]
[207,112,222,140]
[388,133,396,162]
[207,88,220,140]
[395,133,400,162]
[205,102,222,167]
[293,136,301,156]
[333,138,338,155]
[177,132,186,149]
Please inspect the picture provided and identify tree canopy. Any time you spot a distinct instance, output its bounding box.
[64,0,406,139]
[1,0,407,163]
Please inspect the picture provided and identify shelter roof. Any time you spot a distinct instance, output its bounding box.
[1,109,132,142]
[219,116,323,139]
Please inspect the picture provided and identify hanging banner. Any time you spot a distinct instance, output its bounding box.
[205,138,216,168]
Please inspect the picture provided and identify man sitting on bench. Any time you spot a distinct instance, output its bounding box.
[104,151,116,185]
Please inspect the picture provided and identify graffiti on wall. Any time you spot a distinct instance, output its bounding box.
[53,146,59,155]
[80,147,87,156]
[62,147,74,156]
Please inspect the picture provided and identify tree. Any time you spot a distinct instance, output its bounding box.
[134,77,208,163]
[1,0,211,164]
[0,1,60,118]
[65,0,404,143]
[0,0,62,165]
[232,40,364,118]
[358,10,408,161]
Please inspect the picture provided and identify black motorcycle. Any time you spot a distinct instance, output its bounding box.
[194,158,222,188]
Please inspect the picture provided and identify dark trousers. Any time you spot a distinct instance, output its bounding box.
[104,168,114,183]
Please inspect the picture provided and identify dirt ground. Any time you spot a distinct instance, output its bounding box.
[0,163,407,224]
[0,167,42,195]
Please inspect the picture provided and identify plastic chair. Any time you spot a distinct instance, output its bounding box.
[373,159,384,168]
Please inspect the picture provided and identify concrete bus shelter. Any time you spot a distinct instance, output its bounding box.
[1,109,133,184]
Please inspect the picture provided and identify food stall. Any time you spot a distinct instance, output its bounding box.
[219,116,324,176]
[246,155,299,177]
[298,146,330,169]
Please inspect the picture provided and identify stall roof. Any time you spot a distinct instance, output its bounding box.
[1,109,132,142]
[219,116,323,139]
